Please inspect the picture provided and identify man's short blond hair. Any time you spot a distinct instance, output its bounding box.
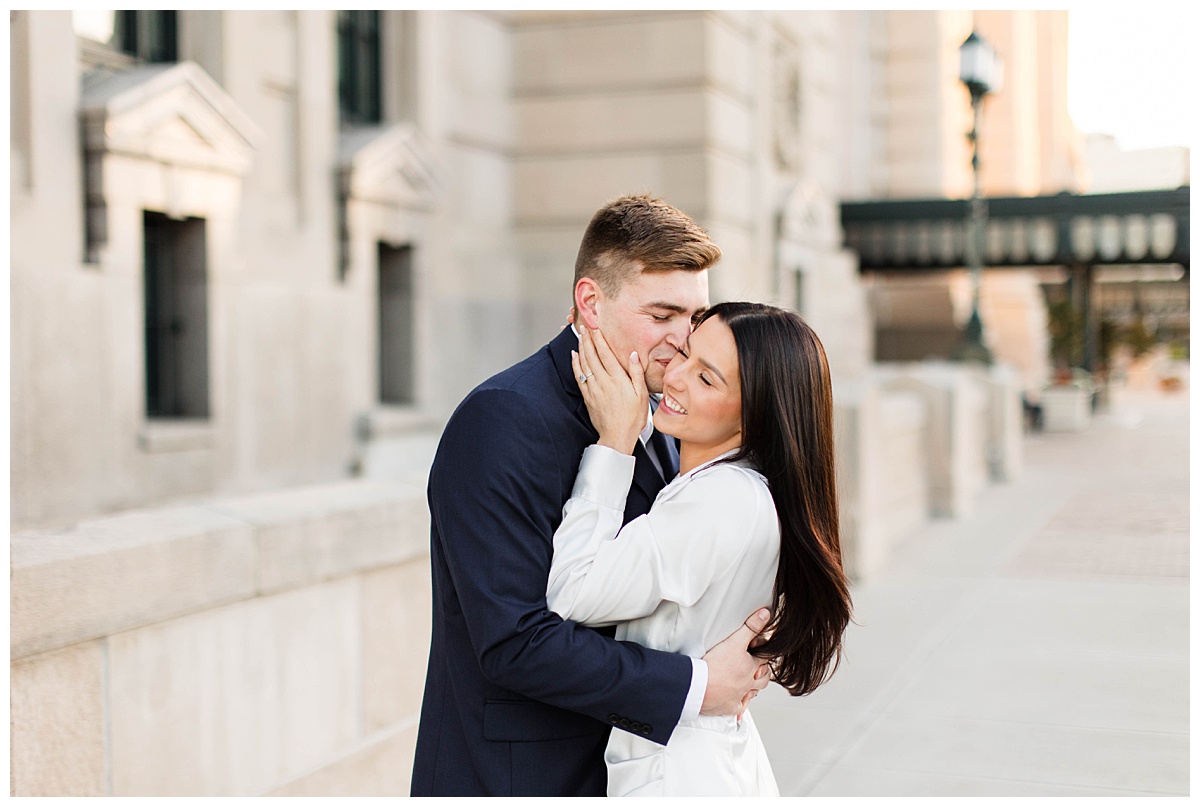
[573,194,721,296]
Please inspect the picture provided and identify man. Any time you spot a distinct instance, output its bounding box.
[411,194,770,796]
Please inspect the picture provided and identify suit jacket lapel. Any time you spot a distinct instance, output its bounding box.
[549,327,594,431]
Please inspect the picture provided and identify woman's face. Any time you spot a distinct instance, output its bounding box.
[653,316,742,459]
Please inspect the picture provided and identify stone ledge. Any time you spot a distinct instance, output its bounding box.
[265,722,419,796]
[138,419,217,453]
[11,478,429,661]
[11,506,257,661]
[210,479,429,596]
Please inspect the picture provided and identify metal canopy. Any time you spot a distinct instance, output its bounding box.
[842,186,1189,272]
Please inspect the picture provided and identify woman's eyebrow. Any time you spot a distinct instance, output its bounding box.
[697,356,727,385]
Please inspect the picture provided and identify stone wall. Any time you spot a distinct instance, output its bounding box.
[10,480,431,796]
[835,361,1023,578]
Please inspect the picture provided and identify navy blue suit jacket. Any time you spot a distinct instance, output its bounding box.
[410,327,691,796]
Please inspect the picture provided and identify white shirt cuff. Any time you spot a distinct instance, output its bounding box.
[681,658,707,721]
[571,444,636,510]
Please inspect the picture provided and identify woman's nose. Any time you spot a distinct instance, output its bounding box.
[662,357,683,389]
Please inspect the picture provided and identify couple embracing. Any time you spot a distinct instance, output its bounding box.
[411,194,852,797]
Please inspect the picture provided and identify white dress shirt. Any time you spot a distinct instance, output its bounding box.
[547,445,781,795]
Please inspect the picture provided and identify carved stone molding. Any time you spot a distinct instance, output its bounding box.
[338,123,443,211]
[336,123,444,276]
[79,61,261,262]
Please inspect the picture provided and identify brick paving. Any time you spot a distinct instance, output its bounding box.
[754,386,1190,797]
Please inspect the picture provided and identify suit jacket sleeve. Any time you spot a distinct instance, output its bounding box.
[430,388,692,745]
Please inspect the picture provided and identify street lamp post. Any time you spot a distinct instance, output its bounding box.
[952,30,1002,364]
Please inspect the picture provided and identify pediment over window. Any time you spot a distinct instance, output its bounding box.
[338,123,443,212]
[80,62,260,176]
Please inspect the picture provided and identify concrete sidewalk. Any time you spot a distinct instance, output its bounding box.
[755,387,1190,797]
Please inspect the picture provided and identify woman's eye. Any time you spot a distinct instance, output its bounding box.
[700,374,713,388]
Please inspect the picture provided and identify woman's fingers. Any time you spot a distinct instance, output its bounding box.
[589,327,628,381]
[571,349,593,398]
[629,351,648,404]
[578,327,607,379]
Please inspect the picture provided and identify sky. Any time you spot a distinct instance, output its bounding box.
[1067,7,1194,151]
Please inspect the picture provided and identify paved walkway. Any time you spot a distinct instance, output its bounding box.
[755,387,1190,796]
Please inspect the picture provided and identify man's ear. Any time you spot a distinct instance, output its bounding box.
[573,277,603,330]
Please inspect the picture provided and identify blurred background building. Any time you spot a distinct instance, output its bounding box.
[8,9,1189,796]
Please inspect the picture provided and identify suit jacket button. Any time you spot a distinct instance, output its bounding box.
[619,718,631,729]
[608,713,620,725]
[641,724,652,735]
[629,721,642,732]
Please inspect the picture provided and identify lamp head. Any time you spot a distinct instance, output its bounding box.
[959,31,1003,98]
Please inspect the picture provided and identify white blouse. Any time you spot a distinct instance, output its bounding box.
[546,444,781,797]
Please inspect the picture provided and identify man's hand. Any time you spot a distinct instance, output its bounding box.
[700,608,772,716]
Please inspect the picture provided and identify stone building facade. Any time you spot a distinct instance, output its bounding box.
[10,10,1070,795]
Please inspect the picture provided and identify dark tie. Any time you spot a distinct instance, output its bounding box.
[648,427,677,480]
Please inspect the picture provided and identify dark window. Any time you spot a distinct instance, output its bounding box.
[144,211,209,418]
[378,243,415,405]
[338,10,382,126]
[115,10,178,63]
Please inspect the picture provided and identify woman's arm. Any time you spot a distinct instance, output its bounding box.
[547,458,763,627]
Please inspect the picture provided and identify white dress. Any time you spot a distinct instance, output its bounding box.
[547,445,781,797]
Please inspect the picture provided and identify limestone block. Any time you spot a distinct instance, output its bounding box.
[877,390,931,547]
[833,381,877,580]
[266,725,418,796]
[1042,386,1091,432]
[442,144,515,234]
[833,380,930,580]
[10,506,257,660]
[705,13,754,98]
[703,223,758,304]
[361,559,433,734]
[107,580,360,796]
[704,153,754,227]
[10,641,107,796]
[875,363,989,518]
[516,91,709,154]
[442,12,515,152]
[984,364,1024,482]
[514,152,709,225]
[210,479,429,596]
[513,15,709,93]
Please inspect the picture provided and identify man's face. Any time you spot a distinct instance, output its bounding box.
[594,269,710,394]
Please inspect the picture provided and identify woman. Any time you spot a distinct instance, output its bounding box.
[547,301,852,797]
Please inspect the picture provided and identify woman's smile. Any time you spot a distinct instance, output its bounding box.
[660,393,688,415]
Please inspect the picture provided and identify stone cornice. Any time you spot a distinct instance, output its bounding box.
[338,122,444,212]
[80,61,261,177]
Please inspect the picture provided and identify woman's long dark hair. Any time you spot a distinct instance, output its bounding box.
[698,302,851,696]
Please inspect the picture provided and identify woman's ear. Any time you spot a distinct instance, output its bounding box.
[573,277,603,331]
